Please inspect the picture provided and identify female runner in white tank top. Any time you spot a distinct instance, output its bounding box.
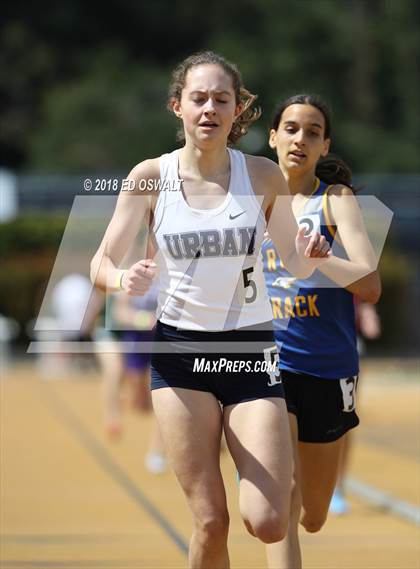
[91,51,330,568]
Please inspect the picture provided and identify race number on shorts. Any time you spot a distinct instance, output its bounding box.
[339,376,358,412]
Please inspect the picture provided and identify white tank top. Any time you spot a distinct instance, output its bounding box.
[152,148,272,331]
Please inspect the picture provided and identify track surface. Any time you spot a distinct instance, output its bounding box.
[1,358,419,568]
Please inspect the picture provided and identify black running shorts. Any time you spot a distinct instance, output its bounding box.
[151,320,285,407]
[282,370,359,443]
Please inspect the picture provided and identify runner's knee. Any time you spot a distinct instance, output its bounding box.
[194,511,230,545]
[244,511,288,544]
[300,513,326,533]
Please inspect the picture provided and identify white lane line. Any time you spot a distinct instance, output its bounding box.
[346,476,420,526]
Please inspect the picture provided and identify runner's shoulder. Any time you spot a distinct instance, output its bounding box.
[244,154,288,197]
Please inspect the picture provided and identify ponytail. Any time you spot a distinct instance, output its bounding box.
[316,154,356,191]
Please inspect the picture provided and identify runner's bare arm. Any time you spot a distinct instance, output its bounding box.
[318,186,381,302]
[247,156,329,278]
[90,159,160,292]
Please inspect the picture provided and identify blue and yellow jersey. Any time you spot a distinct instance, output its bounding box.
[262,178,358,379]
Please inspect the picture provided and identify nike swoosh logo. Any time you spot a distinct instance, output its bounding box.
[229,211,246,220]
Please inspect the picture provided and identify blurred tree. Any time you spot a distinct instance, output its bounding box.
[27,47,178,172]
[0,0,419,172]
[0,20,56,167]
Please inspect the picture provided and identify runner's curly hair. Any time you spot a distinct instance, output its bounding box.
[168,50,261,146]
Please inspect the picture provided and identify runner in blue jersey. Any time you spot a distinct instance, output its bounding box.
[262,94,381,569]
